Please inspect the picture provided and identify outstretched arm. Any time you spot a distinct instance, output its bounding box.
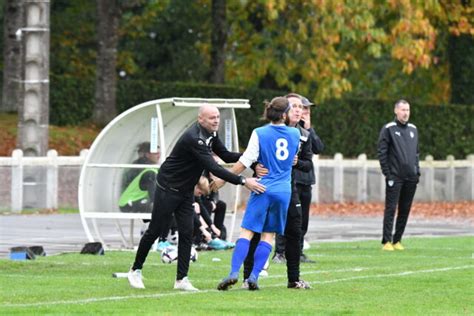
[210,130,265,193]
[210,161,264,193]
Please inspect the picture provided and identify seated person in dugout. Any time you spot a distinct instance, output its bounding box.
[201,180,228,240]
[192,176,234,250]
[202,155,229,241]
[119,142,177,247]
[119,142,160,214]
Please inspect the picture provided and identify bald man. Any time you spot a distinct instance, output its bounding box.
[127,104,264,291]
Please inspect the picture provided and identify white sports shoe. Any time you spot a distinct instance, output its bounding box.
[303,239,311,250]
[128,269,145,289]
[174,276,199,291]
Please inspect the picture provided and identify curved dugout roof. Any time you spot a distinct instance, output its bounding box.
[78,98,250,245]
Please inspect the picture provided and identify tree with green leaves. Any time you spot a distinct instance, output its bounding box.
[41,0,473,114]
[220,0,473,104]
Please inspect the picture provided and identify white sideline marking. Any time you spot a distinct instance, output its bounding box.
[308,265,473,285]
[3,265,472,308]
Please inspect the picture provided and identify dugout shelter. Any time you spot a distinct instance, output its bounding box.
[78,98,250,248]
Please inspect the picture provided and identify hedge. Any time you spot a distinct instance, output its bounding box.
[49,77,473,160]
[448,34,474,105]
[312,99,473,160]
[50,76,282,145]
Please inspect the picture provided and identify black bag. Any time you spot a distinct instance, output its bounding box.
[80,242,104,255]
[29,246,46,256]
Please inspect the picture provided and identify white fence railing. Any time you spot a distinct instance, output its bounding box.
[0,149,88,212]
[0,150,472,212]
[311,153,474,204]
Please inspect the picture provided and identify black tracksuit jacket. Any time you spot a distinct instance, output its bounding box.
[157,122,242,192]
[293,121,324,186]
[377,119,420,182]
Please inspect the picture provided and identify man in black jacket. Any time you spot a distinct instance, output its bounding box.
[272,95,324,264]
[377,99,420,251]
[243,93,315,289]
[294,95,324,262]
[128,104,264,291]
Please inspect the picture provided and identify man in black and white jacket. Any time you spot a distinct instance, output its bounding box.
[377,99,420,251]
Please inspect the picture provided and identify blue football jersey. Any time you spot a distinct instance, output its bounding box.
[255,124,300,192]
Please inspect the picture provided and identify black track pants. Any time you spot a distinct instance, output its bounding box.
[132,184,194,280]
[297,184,312,250]
[382,180,417,244]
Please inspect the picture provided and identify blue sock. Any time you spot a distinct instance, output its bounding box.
[250,241,272,281]
[229,238,250,279]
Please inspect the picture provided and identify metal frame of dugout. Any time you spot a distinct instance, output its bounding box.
[78,97,250,249]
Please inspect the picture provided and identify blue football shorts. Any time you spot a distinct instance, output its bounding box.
[241,190,291,235]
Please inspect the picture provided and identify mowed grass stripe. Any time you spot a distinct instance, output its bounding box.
[3,265,472,308]
[1,236,472,314]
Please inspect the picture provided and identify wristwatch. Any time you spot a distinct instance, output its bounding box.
[240,176,246,185]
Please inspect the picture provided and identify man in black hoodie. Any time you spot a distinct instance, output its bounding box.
[377,99,420,251]
[127,104,264,291]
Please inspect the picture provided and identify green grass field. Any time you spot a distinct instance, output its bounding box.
[1,236,473,315]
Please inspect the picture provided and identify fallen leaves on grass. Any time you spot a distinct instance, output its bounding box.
[0,113,101,156]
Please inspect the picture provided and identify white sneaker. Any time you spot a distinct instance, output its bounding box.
[174,276,199,291]
[169,232,179,245]
[260,260,269,278]
[128,269,145,289]
[303,239,311,250]
[263,258,270,270]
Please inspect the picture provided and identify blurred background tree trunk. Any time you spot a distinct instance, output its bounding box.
[1,0,23,113]
[93,0,119,126]
[209,0,227,84]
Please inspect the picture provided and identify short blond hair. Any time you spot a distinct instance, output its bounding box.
[196,176,210,196]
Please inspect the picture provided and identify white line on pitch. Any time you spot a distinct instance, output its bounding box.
[3,265,472,308]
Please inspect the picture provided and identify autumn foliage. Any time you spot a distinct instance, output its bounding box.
[310,201,473,221]
[0,114,100,156]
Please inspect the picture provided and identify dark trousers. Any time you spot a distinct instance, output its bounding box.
[244,193,303,283]
[213,200,227,239]
[382,180,417,244]
[203,199,227,240]
[120,199,152,214]
[297,184,312,250]
[275,184,312,253]
[132,184,194,280]
[120,201,169,240]
[192,212,206,245]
